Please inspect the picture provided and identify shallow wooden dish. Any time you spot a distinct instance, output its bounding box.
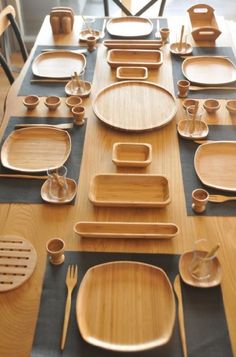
[41,178,77,204]
[103,39,162,50]
[182,56,236,85]
[177,119,209,140]
[169,42,193,55]
[188,4,221,41]
[89,174,171,207]
[112,142,152,167]
[93,81,176,132]
[107,49,163,69]
[1,127,71,172]
[74,221,179,239]
[76,261,175,351]
[32,51,86,78]
[106,16,153,38]
[79,29,100,41]
[179,251,222,288]
[0,235,37,292]
[65,80,91,97]
[194,141,236,191]
[116,66,148,80]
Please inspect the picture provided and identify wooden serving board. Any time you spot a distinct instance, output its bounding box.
[74,221,179,239]
[89,174,171,207]
[93,81,176,131]
[0,236,37,292]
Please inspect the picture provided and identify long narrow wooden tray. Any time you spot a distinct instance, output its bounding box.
[107,49,163,69]
[1,127,71,172]
[93,81,176,132]
[76,261,175,351]
[89,174,171,207]
[74,221,179,239]
[103,39,162,50]
[194,141,236,191]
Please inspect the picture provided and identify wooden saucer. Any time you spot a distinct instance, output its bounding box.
[177,119,209,140]
[179,251,222,288]
[65,80,91,97]
[41,178,77,204]
[79,29,100,42]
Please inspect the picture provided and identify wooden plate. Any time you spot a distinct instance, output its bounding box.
[177,119,209,140]
[1,127,71,172]
[103,39,162,50]
[93,81,176,131]
[76,261,175,351]
[106,16,153,38]
[194,141,236,191]
[112,142,152,167]
[32,51,86,78]
[182,56,236,85]
[41,178,77,204]
[89,174,171,207]
[107,49,163,69]
[74,221,179,239]
[0,235,37,292]
[179,251,222,288]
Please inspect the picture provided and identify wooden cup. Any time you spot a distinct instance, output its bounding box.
[87,35,97,52]
[177,79,190,98]
[46,238,65,265]
[160,27,170,43]
[72,105,85,125]
[192,188,209,213]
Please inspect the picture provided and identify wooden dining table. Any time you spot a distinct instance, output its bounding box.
[0,13,236,357]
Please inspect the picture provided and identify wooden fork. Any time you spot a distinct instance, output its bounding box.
[209,194,236,203]
[61,265,78,350]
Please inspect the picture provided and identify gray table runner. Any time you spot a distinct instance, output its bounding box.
[178,125,236,216]
[32,251,232,357]
[171,47,236,99]
[0,116,86,204]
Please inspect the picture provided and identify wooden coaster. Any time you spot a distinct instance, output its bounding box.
[0,235,37,292]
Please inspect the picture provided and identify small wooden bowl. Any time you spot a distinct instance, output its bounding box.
[112,142,152,167]
[65,80,91,97]
[169,42,193,55]
[203,99,220,113]
[177,119,209,140]
[23,95,40,110]
[182,99,199,110]
[65,95,82,110]
[79,29,100,42]
[44,96,61,111]
[226,100,236,114]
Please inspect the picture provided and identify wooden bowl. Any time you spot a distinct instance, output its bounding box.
[65,80,91,97]
[226,100,236,114]
[44,96,61,110]
[169,42,193,55]
[65,95,82,109]
[112,142,152,167]
[23,95,40,110]
[203,99,220,113]
[182,99,199,110]
[177,119,209,140]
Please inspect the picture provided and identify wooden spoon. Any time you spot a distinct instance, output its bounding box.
[189,102,198,134]
[178,25,185,52]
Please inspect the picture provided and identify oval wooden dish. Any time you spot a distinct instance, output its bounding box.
[106,16,153,38]
[76,261,175,351]
[1,127,71,172]
[93,81,176,132]
[112,142,152,167]
[74,221,179,239]
[89,173,171,207]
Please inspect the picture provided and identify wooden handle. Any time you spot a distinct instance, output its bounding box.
[174,275,188,357]
[178,25,185,51]
[61,291,72,350]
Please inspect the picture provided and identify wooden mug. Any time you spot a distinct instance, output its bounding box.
[46,238,65,265]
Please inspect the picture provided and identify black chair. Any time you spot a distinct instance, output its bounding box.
[0,5,28,84]
[103,0,166,17]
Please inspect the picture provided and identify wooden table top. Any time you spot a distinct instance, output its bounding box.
[0,15,236,356]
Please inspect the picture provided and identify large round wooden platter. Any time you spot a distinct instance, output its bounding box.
[93,81,177,131]
[0,235,37,292]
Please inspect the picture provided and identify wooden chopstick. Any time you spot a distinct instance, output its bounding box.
[0,174,47,179]
[31,79,69,83]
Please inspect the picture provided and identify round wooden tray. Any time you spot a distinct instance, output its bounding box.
[93,81,177,131]
[0,235,37,292]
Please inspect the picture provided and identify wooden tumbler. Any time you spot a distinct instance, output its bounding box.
[46,238,65,265]
[192,188,209,213]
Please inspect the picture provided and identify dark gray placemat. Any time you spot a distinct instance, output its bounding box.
[18,44,98,97]
[0,116,86,204]
[104,18,168,40]
[32,251,232,357]
[178,125,236,216]
[171,47,236,99]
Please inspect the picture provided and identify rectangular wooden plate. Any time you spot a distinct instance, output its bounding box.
[112,142,152,167]
[89,174,171,207]
[74,221,179,239]
[116,66,148,80]
[107,49,163,69]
